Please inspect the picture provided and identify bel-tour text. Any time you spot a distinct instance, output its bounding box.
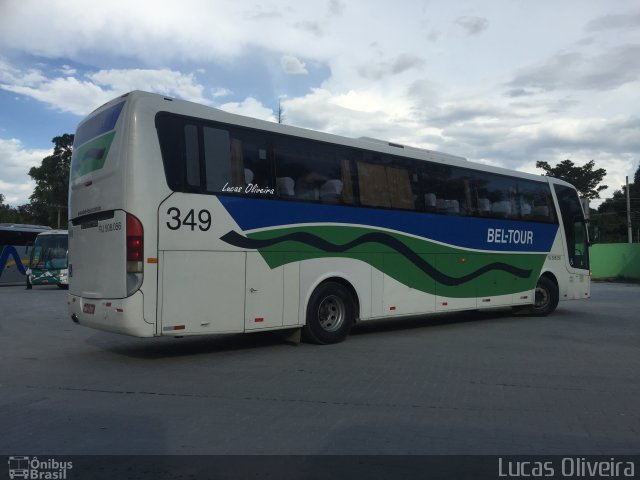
[487,227,534,245]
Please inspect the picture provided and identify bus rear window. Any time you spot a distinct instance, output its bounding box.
[71,101,125,180]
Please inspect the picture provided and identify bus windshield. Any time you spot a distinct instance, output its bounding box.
[30,234,68,270]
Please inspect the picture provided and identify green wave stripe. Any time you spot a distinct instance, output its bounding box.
[248,225,546,298]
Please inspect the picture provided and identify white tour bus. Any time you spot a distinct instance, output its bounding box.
[68,91,590,344]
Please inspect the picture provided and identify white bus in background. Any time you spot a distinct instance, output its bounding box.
[26,229,69,289]
[68,91,590,344]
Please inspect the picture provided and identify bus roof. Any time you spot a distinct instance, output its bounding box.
[0,223,52,232]
[92,90,574,189]
[35,229,68,236]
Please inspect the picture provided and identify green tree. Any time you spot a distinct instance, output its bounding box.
[536,159,607,199]
[28,134,74,227]
[593,163,640,243]
[0,193,25,223]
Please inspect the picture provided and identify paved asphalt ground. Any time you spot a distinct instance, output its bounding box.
[0,282,638,456]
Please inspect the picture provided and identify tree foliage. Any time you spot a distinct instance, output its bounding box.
[536,159,607,200]
[28,134,74,227]
[0,193,30,223]
[593,163,640,243]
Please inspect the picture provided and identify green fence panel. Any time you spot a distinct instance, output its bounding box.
[590,244,640,280]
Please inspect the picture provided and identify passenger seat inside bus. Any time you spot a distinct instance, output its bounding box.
[276,176,295,197]
[320,179,343,203]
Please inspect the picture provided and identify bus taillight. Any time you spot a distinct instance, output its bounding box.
[126,213,143,274]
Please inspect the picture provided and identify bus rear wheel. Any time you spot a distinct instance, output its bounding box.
[303,281,355,345]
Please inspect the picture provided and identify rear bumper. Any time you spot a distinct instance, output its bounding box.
[68,291,154,337]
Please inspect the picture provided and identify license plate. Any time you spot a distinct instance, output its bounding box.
[83,303,95,314]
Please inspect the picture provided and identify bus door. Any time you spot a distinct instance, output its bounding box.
[553,184,591,299]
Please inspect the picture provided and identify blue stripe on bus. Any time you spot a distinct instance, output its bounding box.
[73,101,125,147]
[0,245,26,276]
[218,196,559,253]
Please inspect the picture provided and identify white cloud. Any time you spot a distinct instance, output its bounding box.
[0,64,211,115]
[281,55,308,75]
[88,69,209,104]
[1,77,114,115]
[0,138,51,206]
[218,97,276,122]
[0,0,639,207]
[212,87,232,98]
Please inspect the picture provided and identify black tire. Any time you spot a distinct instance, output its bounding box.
[530,275,559,316]
[302,281,356,345]
[58,284,69,289]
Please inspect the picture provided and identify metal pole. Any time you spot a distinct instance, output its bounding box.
[627,176,632,243]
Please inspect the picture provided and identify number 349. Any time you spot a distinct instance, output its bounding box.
[166,207,211,231]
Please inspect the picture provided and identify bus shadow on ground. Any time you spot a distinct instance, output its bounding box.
[86,308,527,359]
[350,307,518,337]
[85,330,292,359]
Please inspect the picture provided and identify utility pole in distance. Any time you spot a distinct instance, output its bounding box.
[627,176,632,243]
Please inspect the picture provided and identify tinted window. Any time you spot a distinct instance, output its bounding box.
[226,128,273,195]
[0,230,39,246]
[273,135,356,205]
[156,112,556,223]
[74,101,125,147]
[185,124,200,188]
[554,184,589,269]
[359,153,419,210]
[156,114,274,196]
[156,114,187,192]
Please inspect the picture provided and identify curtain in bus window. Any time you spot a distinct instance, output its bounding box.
[230,139,245,186]
[185,124,200,188]
[358,162,391,208]
[203,127,232,192]
[386,166,415,210]
[340,159,354,205]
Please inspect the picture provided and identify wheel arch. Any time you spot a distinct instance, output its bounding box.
[539,270,558,289]
[303,274,361,325]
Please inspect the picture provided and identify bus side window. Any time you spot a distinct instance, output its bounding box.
[358,161,391,208]
[387,166,416,210]
[202,127,233,192]
[156,114,188,192]
[185,124,201,189]
[228,129,273,195]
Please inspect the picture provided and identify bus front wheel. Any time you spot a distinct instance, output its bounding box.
[530,276,559,316]
[303,281,355,345]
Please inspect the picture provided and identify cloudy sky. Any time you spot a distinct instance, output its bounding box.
[1,0,639,207]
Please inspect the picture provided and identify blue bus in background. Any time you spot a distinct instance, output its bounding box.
[0,223,51,286]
